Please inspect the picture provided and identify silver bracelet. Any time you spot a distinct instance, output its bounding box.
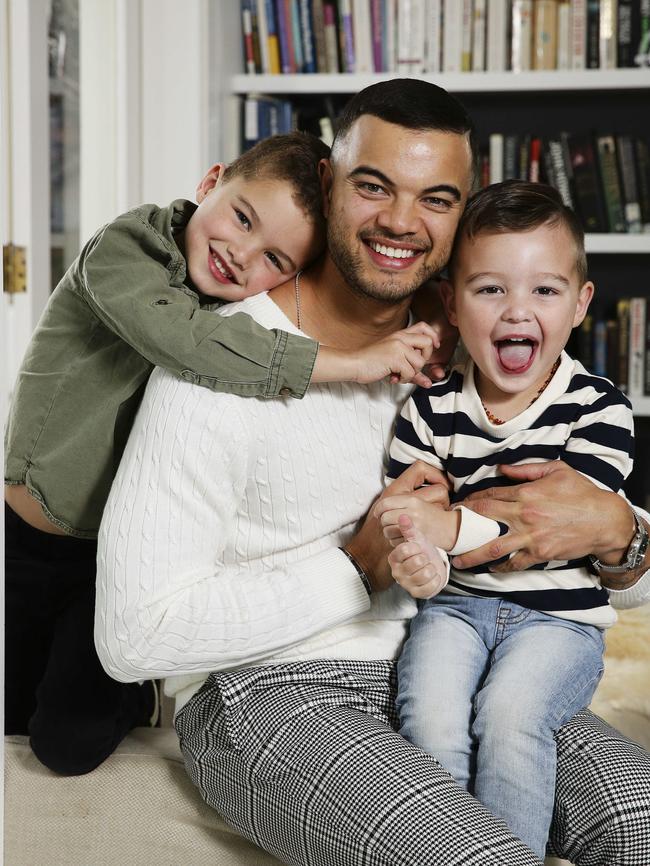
[339,547,373,596]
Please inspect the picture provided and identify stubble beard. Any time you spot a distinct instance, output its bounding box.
[327,219,450,304]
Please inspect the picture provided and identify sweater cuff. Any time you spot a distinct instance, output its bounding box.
[449,506,502,556]
[608,568,650,610]
[300,547,373,622]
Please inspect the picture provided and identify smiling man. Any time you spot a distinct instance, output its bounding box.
[96,80,650,866]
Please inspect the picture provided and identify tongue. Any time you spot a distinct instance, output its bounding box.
[498,342,534,371]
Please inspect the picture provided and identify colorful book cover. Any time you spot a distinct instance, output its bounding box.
[371,0,384,71]
[264,0,282,73]
[290,0,304,72]
[275,0,293,73]
[323,3,340,72]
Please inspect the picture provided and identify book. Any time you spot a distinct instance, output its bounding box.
[595,135,626,233]
[533,0,558,70]
[606,319,620,384]
[352,0,374,72]
[299,0,317,72]
[548,137,574,208]
[337,0,355,72]
[617,298,631,392]
[599,0,618,69]
[571,0,587,68]
[472,0,487,70]
[276,0,294,73]
[617,0,635,66]
[323,3,340,72]
[557,0,571,68]
[241,0,257,74]
[256,0,270,72]
[425,0,442,72]
[511,0,533,72]
[264,0,282,73]
[243,93,260,149]
[487,0,511,71]
[370,0,384,71]
[489,133,504,183]
[628,297,647,398]
[504,134,520,179]
[578,313,594,372]
[462,0,473,71]
[617,134,643,233]
[567,132,608,232]
[290,0,304,72]
[443,0,464,72]
[634,138,650,232]
[593,318,608,377]
[645,311,650,395]
[635,0,650,67]
[385,0,398,72]
[586,0,600,67]
[397,0,427,73]
[529,136,542,183]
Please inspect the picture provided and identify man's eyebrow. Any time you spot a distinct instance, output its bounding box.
[348,167,461,201]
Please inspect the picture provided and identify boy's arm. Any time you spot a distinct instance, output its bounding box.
[79,215,317,398]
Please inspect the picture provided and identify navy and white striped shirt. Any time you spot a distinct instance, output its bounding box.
[387,352,634,628]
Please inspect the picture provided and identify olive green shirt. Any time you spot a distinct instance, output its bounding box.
[4,200,318,537]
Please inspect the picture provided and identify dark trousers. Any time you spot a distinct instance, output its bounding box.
[4,503,154,775]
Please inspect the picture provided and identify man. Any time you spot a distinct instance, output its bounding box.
[96,80,650,866]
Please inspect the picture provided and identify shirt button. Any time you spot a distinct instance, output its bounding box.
[154,299,170,305]
[280,387,291,396]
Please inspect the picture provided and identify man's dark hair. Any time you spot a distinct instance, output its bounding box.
[222,131,329,231]
[449,180,588,284]
[331,78,478,177]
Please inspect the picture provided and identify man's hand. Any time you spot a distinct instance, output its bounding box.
[344,463,451,593]
[411,278,459,381]
[387,515,449,599]
[452,461,637,575]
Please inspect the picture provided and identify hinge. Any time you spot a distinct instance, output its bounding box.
[3,244,27,294]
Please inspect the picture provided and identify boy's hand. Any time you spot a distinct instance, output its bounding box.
[373,494,460,551]
[387,515,449,599]
[411,279,459,381]
[354,322,439,388]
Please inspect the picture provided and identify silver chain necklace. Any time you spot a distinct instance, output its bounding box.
[294,269,303,330]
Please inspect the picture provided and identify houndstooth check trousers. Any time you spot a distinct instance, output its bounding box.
[176,660,650,866]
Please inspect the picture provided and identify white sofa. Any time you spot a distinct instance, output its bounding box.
[5,605,649,866]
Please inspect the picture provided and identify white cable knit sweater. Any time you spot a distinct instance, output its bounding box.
[95,292,650,710]
[95,293,418,709]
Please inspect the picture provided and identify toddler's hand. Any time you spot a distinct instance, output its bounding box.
[374,494,459,551]
[353,322,439,388]
[388,515,449,599]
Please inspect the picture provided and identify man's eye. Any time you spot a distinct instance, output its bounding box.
[265,251,282,270]
[235,209,251,229]
[424,197,453,210]
[359,182,384,194]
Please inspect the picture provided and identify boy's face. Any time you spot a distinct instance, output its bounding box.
[321,116,472,303]
[443,221,593,403]
[184,166,323,301]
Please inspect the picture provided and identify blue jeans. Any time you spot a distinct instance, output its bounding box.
[397,592,605,860]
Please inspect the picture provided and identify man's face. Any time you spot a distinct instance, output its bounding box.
[323,115,473,303]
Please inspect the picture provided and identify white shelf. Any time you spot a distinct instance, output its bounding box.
[585,235,650,254]
[231,69,650,95]
[631,397,650,417]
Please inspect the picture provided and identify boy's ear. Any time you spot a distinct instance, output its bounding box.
[439,279,458,327]
[196,163,227,203]
[319,159,334,217]
[572,281,595,328]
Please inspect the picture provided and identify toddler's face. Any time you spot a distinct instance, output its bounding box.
[184,170,323,301]
[444,222,593,405]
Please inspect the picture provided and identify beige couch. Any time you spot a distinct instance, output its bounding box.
[5,605,649,866]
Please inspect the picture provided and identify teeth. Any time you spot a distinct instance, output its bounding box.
[370,241,417,259]
[212,253,233,280]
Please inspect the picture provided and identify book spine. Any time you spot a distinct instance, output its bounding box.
[571,0,587,68]
[628,297,647,398]
[533,0,558,70]
[385,0,398,72]
[461,0,473,71]
[636,0,650,67]
[586,0,600,68]
[645,312,650,395]
[397,0,425,73]
[519,133,531,180]
[511,0,533,72]
[606,319,620,384]
[443,0,464,71]
[617,0,634,66]
[311,0,327,71]
[617,134,643,233]
[487,0,510,71]
[425,0,442,72]
[472,0,487,70]
[504,134,519,179]
[596,135,627,233]
[617,297,631,392]
[256,0,270,72]
[299,0,316,72]
[370,0,384,70]
[634,138,650,232]
[276,0,293,72]
[593,319,608,378]
[323,3,341,72]
[567,132,608,232]
[489,133,504,183]
[578,313,594,372]
[542,138,557,188]
[353,0,374,73]
[529,136,542,183]
[337,0,355,72]
[548,138,574,207]
[244,93,260,149]
[599,0,618,69]
[556,0,570,68]
[242,1,257,74]
[290,0,304,71]
[265,0,282,72]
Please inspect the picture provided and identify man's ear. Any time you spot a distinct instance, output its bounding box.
[573,281,595,327]
[196,163,227,203]
[319,159,334,218]
[439,279,458,327]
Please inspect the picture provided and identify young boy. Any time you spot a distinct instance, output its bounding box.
[374,181,635,859]
[4,131,439,776]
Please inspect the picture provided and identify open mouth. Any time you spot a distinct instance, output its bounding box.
[208,248,237,285]
[495,337,538,374]
[364,239,424,270]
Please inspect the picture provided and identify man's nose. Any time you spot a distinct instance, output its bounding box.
[375,198,421,236]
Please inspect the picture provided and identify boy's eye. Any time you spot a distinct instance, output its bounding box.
[265,251,282,270]
[478,285,503,295]
[535,285,558,296]
[235,209,251,230]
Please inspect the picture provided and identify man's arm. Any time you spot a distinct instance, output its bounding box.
[94,368,372,683]
[454,461,650,606]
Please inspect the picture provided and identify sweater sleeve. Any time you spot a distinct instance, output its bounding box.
[77,213,317,398]
[94,368,370,683]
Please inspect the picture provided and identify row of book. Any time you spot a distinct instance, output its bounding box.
[570,297,650,397]
[484,132,650,234]
[241,0,650,76]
